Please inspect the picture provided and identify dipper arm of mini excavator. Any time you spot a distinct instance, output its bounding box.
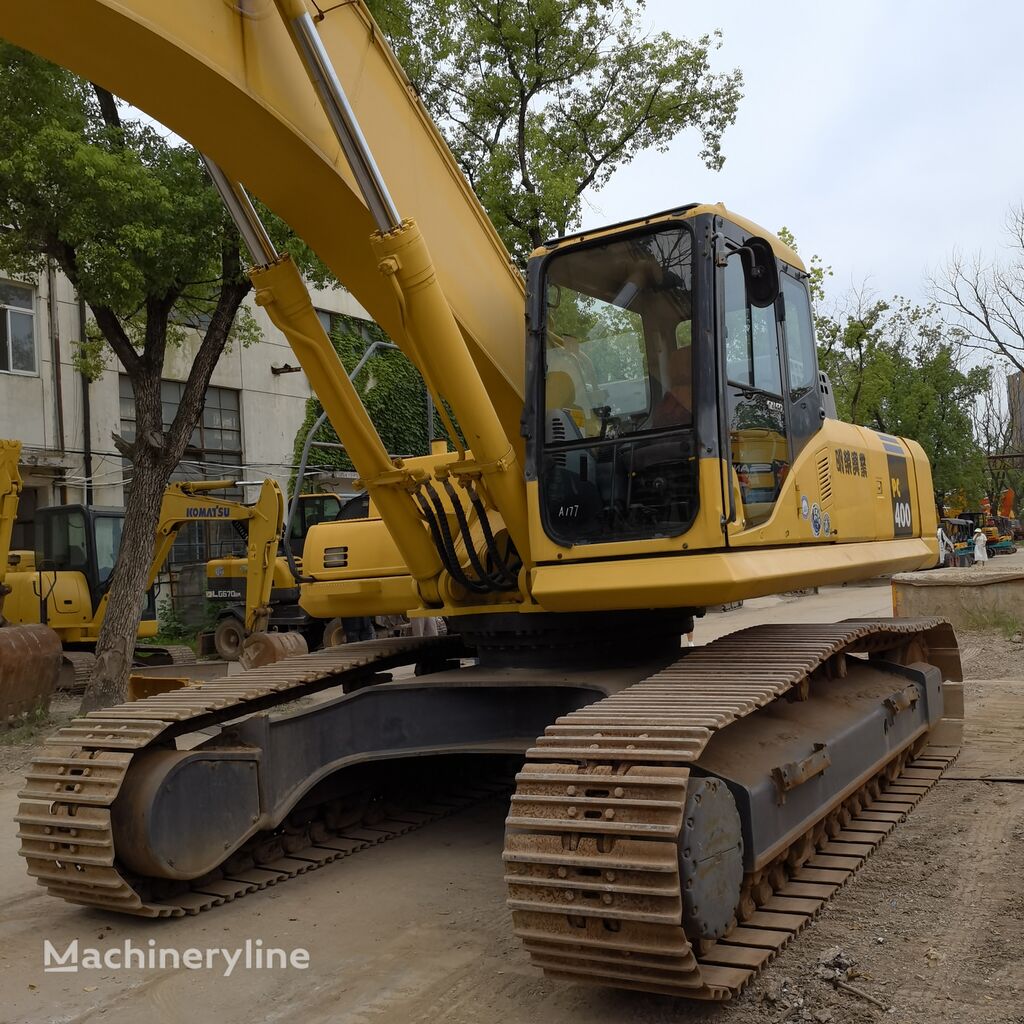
[136,479,286,636]
[0,439,21,618]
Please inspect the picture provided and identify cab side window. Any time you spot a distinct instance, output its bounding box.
[723,254,789,527]
[782,275,816,395]
[724,259,783,396]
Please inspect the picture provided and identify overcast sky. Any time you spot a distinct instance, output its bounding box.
[579,1,1024,309]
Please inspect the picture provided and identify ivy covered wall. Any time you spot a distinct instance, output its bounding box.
[290,314,443,492]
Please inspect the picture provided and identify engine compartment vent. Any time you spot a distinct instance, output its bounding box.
[816,449,833,507]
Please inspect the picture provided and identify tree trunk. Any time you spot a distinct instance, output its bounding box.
[79,451,169,713]
[76,241,250,713]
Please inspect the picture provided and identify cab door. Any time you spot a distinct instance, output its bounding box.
[718,247,790,534]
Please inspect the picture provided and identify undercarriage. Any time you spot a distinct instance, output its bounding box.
[17,617,961,1000]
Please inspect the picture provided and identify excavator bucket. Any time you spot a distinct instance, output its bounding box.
[0,623,63,725]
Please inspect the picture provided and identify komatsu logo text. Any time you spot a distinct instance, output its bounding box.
[186,507,230,519]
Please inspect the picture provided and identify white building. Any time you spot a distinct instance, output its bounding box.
[1,265,368,561]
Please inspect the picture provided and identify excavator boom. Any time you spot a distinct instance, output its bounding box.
[0,0,525,445]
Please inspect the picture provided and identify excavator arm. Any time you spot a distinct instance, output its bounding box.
[0,439,22,617]
[107,478,286,636]
[1,0,535,614]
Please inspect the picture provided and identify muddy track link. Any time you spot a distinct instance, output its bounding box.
[504,619,962,1001]
[58,651,97,694]
[59,645,197,695]
[152,644,198,667]
[17,635,467,916]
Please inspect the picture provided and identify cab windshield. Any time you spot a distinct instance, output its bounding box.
[540,225,699,545]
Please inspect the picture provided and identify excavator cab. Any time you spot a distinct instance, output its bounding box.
[529,208,823,549]
[32,505,156,627]
[533,221,701,545]
[287,491,347,557]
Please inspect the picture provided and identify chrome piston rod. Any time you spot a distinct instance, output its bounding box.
[276,1,401,234]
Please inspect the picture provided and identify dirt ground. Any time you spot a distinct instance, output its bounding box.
[1,579,1023,1024]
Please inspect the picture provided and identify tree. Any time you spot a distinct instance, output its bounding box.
[816,293,989,506]
[0,44,324,710]
[776,226,832,306]
[367,0,743,264]
[971,371,1024,511]
[933,205,1024,376]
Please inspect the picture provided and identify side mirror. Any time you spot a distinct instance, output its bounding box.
[738,236,780,308]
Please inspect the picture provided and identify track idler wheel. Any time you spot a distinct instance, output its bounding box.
[678,776,744,942]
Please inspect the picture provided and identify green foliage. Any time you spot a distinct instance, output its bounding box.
[817,298,990,504]
[0,45,222,311]
[151,596,219,643]
[291,315,445,487]
[368,0,742,264]
[0,42,330,354]
[154,596,194,642]
[776,226,832,304]
[72,319,109,382]
[962,609,1024,640]
[0,700,53,743]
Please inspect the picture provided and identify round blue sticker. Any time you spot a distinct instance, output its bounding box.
[811,503,822,537]
[823,512,831,536]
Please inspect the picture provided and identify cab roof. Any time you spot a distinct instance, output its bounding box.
[533,202,806,273]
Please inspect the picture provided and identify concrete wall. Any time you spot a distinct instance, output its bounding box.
[0,267,370,517]
[892,565,1024,630]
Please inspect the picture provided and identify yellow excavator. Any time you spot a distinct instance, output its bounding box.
[8,1,962,1002]
[1,460,284,687]
[0,439,64,722]
[206,487,414,657]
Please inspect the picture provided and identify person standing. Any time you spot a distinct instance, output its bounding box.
[973,528,989,567]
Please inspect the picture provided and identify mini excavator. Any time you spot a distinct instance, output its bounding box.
[0,461,283,687]
[5,1,962,1001]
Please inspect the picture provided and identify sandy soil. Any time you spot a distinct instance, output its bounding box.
[1,580,1022,1024]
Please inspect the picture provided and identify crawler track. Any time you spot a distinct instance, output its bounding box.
[504,619,962,1000]
[17,635,468,916]
[59,644,197,694]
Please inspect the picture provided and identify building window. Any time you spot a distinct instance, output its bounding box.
[119,377,244,566]
[315,308,336,337]
[0,281,36,375]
